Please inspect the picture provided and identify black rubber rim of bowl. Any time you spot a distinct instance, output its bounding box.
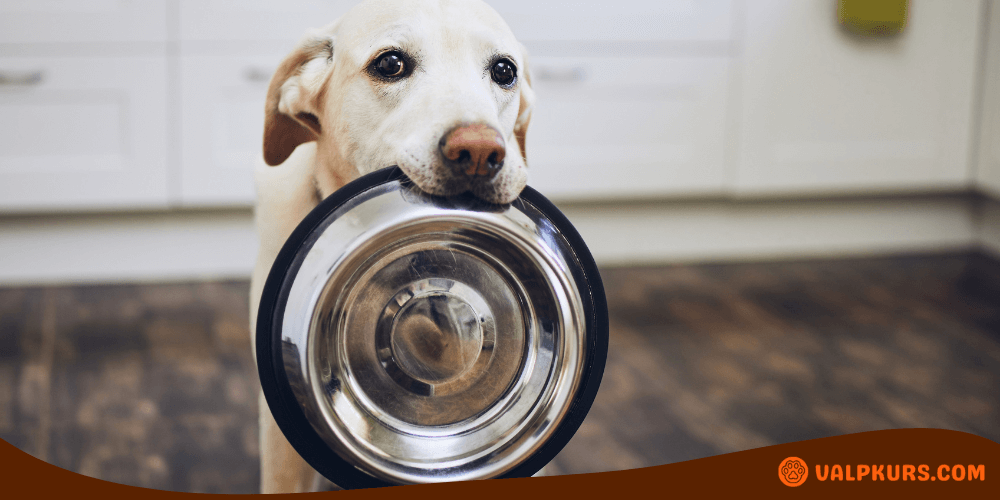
[256,167,609,489]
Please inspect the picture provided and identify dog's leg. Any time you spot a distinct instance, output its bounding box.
[258,393,317,493]
[251,145,328,493]
[311,470,343,491]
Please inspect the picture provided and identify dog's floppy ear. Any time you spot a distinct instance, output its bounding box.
[263,24,338,166]
[514,43,535,163]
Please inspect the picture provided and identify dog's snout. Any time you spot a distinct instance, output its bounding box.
[440,124,506,178]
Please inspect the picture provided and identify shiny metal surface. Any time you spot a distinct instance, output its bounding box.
[278,181,587,484]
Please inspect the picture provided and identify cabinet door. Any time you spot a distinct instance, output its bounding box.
[490,0,737,200]
[0,0,167,43]
[179,53,285,206]
[179,0,356,41]
[486,0,735,42]
[735,0,982,195]
[0,56,169,212]
[526,56,731,199]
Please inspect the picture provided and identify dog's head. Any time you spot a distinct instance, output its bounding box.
[262,0,534,204]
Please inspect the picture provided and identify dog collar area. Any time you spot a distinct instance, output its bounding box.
[256,167,608,488]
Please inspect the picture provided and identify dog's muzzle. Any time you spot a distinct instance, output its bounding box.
[256,167,607,488]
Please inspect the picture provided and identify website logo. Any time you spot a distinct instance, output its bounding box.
[780,457,809,487]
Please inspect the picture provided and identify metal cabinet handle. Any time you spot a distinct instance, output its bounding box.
[533,66,586,83]
[244,67,273,83]
[0,70,44,86]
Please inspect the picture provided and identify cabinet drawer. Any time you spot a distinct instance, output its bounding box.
[0,56,169,211]
[486,0,735,42]
[179,53,285,206]
[526,56,731,200]
[180,0,735,43]
[179,0,355,41]
[0,0,168,43]
[735,0,981,195]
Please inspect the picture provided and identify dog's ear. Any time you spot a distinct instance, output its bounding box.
[514,43,535,163]
[263,24,338,166]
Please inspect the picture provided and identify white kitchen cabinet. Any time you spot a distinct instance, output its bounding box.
[487,0,735,42]
[179,0,736,44]
[179,52,286,206]
[527,56,731,199]
[175,0,350,207]
[179,0,356,42]
[174,0,737,205]
[0,56,169,211]
[0,0,168,43]
[486,0,736,199]
[734,0,982,195]
[977,0,1000,199]
[2,0,991,213]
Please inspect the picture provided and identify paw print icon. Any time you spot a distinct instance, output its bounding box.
[779,457,808,487]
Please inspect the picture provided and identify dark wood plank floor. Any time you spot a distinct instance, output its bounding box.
[1,253,998,492]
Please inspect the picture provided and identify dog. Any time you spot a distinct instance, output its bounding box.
[248,0,535,492]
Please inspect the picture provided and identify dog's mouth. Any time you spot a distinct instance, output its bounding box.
[390,161,522,205]
[388,164,484,199]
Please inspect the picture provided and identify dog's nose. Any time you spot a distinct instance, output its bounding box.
[440,124,506,178]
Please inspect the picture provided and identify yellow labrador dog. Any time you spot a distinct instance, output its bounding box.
[249,0,534,492]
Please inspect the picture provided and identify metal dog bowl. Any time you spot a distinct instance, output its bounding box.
[257,167,607,488]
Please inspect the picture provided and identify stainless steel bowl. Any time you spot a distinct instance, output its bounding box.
[257,167,607,488]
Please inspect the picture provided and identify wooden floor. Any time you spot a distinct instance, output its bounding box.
[1,253,998,493]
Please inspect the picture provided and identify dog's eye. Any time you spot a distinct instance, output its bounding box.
[491,59,516,87]
[374,52,407,78]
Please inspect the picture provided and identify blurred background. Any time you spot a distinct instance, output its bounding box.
[1,0,999,493]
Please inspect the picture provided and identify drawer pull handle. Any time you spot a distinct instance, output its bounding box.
[244,67,274,83]
[534,66,586,83]
[0,70,44,86]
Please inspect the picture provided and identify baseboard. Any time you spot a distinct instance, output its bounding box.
[0,195,981,285]
[0,209,258,286]
[561,195,976,266]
